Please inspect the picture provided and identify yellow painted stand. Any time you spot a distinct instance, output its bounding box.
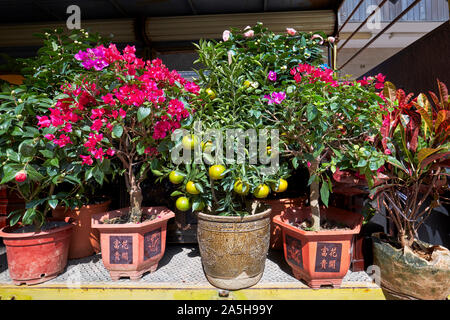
[0,282,386,300]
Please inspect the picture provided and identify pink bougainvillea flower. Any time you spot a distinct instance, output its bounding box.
[92,148,105,160]
[267,71,277,82]
[375,73,386,83]
[119,108,126,119]
[90,119,104,132]
[243,29,254,38]
[286,28,297,36]
[44,133,55,140]
[53,134,72,147]
[264,92,286,105]
[222,30,231,41]
[106,148,116,156]
[37,116,51,128]
[80,155,93,165]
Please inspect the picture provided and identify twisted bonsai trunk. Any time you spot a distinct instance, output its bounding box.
[128,173,143,224]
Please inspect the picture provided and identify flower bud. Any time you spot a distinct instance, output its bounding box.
[15,170,27,183]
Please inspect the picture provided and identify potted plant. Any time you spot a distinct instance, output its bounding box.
[370,80,450,300]
[206,23,326,251]
[270,64,388,288]
[0,29,107,284]
[43,43,198,280]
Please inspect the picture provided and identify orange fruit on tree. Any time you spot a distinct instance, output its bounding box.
[186,181,200,195]
[272,178,288,193]
[175,196,191,211]
[169,171,184,184]
[209,164,226,180]
[253,184,270,199]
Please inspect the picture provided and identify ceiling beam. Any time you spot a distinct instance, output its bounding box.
[32,0,63,21]
[108,0,129,17]
[187,0,198,15]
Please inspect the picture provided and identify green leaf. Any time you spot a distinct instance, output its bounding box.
[170,191,183,197]
[137,107,151,122]
[306,104,318,121]
[320,182,330,207]
[112,125,123,138]
[48,199,59,209]
[1,165,17,184]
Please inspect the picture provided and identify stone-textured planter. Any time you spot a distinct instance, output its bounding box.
[372,232,450,300]
[92,207,174,280]
[262,197,306,250]
[52,199,111,259]
[274,206,363,289]
[197,203,271,290]
[0,222,73,285]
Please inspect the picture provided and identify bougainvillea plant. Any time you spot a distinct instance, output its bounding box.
[269,64,389,230]
[40,44,198,223]
[370,80,449,249]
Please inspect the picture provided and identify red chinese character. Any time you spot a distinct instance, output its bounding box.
[329,260,337,269]
[320,259,327,269]
[114,251,120,262]
[330,247,337,258]
[113,239,120,249]
[121,240,128,250]
[121,252,128,261]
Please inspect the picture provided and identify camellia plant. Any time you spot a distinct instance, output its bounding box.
[0,29,107,228]
[270,64,389,230]
[371,80,449,249]
[41,44,198,223]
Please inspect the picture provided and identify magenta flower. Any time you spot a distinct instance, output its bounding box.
[267,71,277,82]
[80,155,93,165]
[264,92,286,105]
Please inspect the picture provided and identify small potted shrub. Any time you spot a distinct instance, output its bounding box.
[370,80,450,300]
[270,65,387,288]
[44,43,197,280]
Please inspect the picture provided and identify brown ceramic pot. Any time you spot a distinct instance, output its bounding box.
[197,203,271,290]
[52,199,111,259]
[262,197,306,250]
[372,233,450,300]
[92,207,174,280]
[274,206,363,289]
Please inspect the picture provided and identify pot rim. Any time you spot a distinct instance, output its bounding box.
[197,207,271,223]
[92,206,175,230]
[0,222,73,239]
[273,206,362,236]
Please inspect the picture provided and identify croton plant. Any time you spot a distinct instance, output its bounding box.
[371,80,449,249]
[39,44,198,223]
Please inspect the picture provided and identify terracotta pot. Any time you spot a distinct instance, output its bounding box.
[0,186,25,217]
[0,216,6,230]
[197,203,271,290]
[274,206,363,289]
[372,233,450,300]
[52,199,111,259]
[351,235,365,272]
[92,207,174,280]
[0,222,73,285]
[262,197,306,250]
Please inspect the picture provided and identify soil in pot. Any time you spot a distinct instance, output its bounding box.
[372,232,450,300]
[91,206,174,280]
[52,197,111,259]
[197,201,271,291]
[0,221,73,285]
[274,206,363,289]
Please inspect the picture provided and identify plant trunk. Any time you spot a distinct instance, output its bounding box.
[308,161,321,231]
[128,176,143,224]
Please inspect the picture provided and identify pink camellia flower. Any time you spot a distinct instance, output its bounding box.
[307,162,311,168]
[14,170,27,183]
[311,34,324,45]
[80,155,93,165]
[267,71,277,82]
[222,30,231,42]
[327,36,335,43]
[243,29,254,38]
[286,28,297,36]
[44,133,55,140]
